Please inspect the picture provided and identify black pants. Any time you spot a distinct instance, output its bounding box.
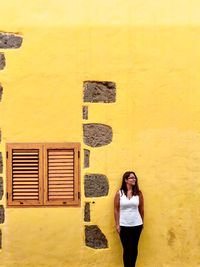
[120,225,143,267]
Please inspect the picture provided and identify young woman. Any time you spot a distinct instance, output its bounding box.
[114,171,144,267]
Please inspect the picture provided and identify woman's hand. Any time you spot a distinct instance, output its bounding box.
[116,224,121,234]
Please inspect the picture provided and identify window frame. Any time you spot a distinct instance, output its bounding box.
[6,143,81,207]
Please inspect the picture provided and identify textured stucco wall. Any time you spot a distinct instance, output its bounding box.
[0,1,200,267]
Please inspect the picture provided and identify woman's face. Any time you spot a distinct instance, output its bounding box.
[125,173,136,186]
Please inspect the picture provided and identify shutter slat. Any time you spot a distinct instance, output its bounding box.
[48,151,73,155]
[13,152,38,155]
[49,184,73,188]
[13,173,38,175]
[12,158,38,160]
[48,196,73,199]
[48,156,73,159]
[48,176,74,180]
[13,182,39,185]
[48,163,73,167]
[48,155,73,157]
[13,169,38,171]
[13,185,38,188]
[49,180,73,184]
[49,170,73,175]
[49,184,73,187]
[13,174,39,177]
[49,180,74,184]
[13,163,38,166]
[50,156,73,158]
[49,187,73,194]
[13,192,39,196]
[13,196,38,200]
[13,177,38,182]
[48,168,73,171]
[49,191,74,197]
[13,160,38,163]
[13,189,39,193]
[48,160,74,163]
[48,172,73,176]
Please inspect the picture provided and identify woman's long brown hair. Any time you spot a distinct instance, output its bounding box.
[120,171,141,196]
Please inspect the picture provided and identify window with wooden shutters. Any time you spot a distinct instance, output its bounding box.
[6,143,80,207]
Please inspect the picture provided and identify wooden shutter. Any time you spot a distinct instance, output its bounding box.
[44,143,80,206]
[6,144,43,206]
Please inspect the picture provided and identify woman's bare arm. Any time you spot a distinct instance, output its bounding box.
[139,191,144,221]
[114,191,120,234]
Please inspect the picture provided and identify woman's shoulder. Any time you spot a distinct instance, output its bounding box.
[115,189,123,196]
[138,190,144,199]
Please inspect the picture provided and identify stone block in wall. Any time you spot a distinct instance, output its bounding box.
[84,202,90,222]
[83,106,88,120]
[0,33,23,49]
[84,149,90,168]
[0,153,2,173]
[85,225,108,249]
[0,206,4,224]
[83,123,113,147]
[0,54,5,70]
[0,178,3,200]
[0,85,2,101]
[83,81,116,103]
[84,174,109,197]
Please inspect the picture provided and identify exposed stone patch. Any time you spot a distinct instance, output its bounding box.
[0,206,4,224]
[0,153,2,174]
[84,149,90,168]
[85,225,108,249]
[84,174,109,197]
[84,202,90,222]
[0,229,1,248]
[0,54,5,70]
[0,85,2,101]
[0,33,23,49]
[83,106,88,120]
[83,123,113,147]
[0,178,3,200]
[83,81,116,103]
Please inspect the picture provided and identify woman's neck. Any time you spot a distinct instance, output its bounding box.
[126,185,132,191]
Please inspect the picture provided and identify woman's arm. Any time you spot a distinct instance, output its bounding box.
[139,191,144,221]
[114,191,120,234]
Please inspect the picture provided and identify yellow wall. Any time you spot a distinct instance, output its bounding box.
[0,1,200,266]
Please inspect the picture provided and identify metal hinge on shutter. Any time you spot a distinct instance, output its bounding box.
[78,151,80,158]
[6,192,8,199]
[6,151,8,159]
[78,192,81,199]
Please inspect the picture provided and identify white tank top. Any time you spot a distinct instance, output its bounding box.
[119,190,143,227]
